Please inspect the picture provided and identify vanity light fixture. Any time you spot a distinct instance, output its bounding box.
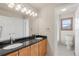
[7,3,38,17]
[15,4,22,11]
[8,3,15,8]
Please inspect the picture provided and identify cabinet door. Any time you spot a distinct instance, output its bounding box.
[43,39,47,55]
[6,51,18,56]
[38,39,47,56]
[31,43,38,56]
[25,46,31,56]
[19,46,31,56]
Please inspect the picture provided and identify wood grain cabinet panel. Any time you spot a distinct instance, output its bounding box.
[25,47,31,56]
[31,43,38,56]
[6,51,18,56]
[19,46,31,56]
[38,39,47,56]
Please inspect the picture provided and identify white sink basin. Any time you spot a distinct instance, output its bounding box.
[3,43,23,50]
[36,37,42,40]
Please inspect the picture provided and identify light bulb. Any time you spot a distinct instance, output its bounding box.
[26,10,31,15]
[21,7,27,13]
[33,13,37,17]
[15,4,21,11]
[34,13,37,16]
[8,3,15,8]
[30,11,34,16]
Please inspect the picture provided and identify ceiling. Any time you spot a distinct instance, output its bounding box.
[28,3,58,10]
[0,3,78,17]
[0,3,62,17]
[0,3,78,12]
[0,3,78,11]
[56,3,79,15]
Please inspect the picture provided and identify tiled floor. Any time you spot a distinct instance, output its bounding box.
[57,43,74,56]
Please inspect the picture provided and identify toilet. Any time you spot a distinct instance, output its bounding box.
[65,34,73,50]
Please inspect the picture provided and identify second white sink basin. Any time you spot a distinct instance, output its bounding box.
[35,37,43,40]
[3,43,23,50]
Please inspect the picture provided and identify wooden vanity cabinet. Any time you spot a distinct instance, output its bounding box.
[31,43,38,56]
[5,39,47,56]
[19,46,31,56]
[6,51,18,56]
[38,39,47,56]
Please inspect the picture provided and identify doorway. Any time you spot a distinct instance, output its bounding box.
[57,16,75,56]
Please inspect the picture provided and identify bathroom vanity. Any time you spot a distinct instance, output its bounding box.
[0,35,47,56]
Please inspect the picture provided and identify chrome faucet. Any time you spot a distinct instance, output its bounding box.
[9,33,13,44]
[10,37,13,44]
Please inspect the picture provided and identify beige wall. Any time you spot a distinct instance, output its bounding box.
[39,6,55,56]
[29,17,39,36]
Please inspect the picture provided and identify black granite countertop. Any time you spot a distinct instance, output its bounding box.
[0,35,47,56]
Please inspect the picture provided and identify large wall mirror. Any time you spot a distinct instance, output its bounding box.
[61,17,73,30]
